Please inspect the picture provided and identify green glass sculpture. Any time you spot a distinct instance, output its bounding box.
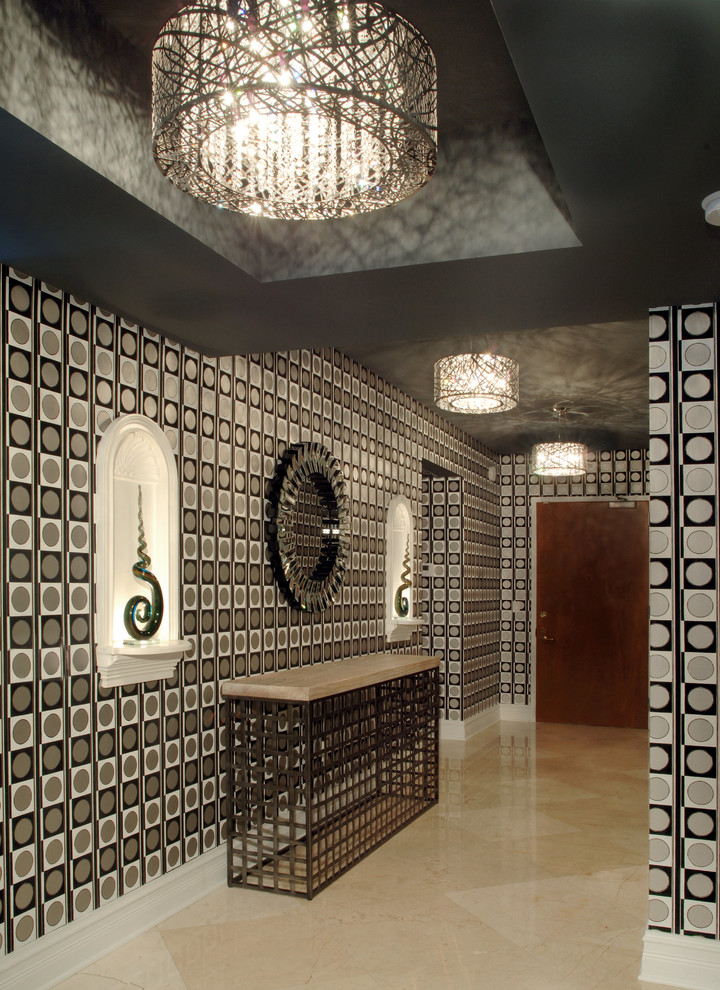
[394,535,412,618]
[123,485,164,640]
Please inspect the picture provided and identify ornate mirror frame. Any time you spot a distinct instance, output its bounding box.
[267,442,351,612]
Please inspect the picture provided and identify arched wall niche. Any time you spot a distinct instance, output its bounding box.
[385,494,423,643]
[95,414,190,687]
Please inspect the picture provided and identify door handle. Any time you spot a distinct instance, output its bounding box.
[540,629,555,642]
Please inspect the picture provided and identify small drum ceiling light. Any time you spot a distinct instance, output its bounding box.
[434,353,519,414]
[531,405,587,476]
[531,441,587,477]
[152,1,438,220]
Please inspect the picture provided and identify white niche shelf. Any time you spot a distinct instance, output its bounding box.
[95,414,190,688]
[385,495,423,643]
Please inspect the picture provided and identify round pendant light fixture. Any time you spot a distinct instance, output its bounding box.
[152,1,438,220]
[531,405,587,476]
[433,353,519,414]
[531,441,587,477]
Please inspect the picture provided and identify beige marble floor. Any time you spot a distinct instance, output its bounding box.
[51,720,675,990]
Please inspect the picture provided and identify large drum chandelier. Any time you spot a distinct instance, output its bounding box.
[152,1,437,220]
[434,353,520,414]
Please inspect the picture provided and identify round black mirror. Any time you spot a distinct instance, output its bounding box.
[267,442,350,611]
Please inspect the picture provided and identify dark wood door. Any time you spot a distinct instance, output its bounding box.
[536,500,648,728]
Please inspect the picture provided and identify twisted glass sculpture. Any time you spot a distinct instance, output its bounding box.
[394,535,412,617]
[123,485,164,640]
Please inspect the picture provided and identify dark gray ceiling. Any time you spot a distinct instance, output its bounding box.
[2,0,720,452]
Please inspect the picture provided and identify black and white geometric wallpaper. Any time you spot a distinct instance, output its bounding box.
[0,265,500,956]
[648,303,719,940]
[499,450,648,705]
[421,477,464,721]
[420,476,501,722]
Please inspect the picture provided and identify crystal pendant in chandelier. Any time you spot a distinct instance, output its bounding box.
[433,353,519,414]
[151,1,438,220]
[531,442,588,477]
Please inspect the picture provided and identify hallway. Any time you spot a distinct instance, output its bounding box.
[51,721,671,990]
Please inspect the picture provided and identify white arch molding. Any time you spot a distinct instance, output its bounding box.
[95,414,190,687]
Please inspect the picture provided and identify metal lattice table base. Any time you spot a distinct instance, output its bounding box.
[226,669,439,898]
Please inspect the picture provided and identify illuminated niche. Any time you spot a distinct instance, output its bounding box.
[385,494,423,643]
[95,414,190,687]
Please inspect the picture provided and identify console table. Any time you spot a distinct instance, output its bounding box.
[222,653,440,898]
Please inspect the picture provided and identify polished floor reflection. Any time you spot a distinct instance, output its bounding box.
[51,720,671,990]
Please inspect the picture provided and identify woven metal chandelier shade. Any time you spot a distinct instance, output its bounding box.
[531,441,587,476]
[152,1,437,220]
[434,353,519,414]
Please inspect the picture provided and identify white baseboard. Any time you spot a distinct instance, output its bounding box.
[0,845,226,990]
[439,701,536,741]
[439,706,500,741]
[499,702,536,722]
[640,930,720,989]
